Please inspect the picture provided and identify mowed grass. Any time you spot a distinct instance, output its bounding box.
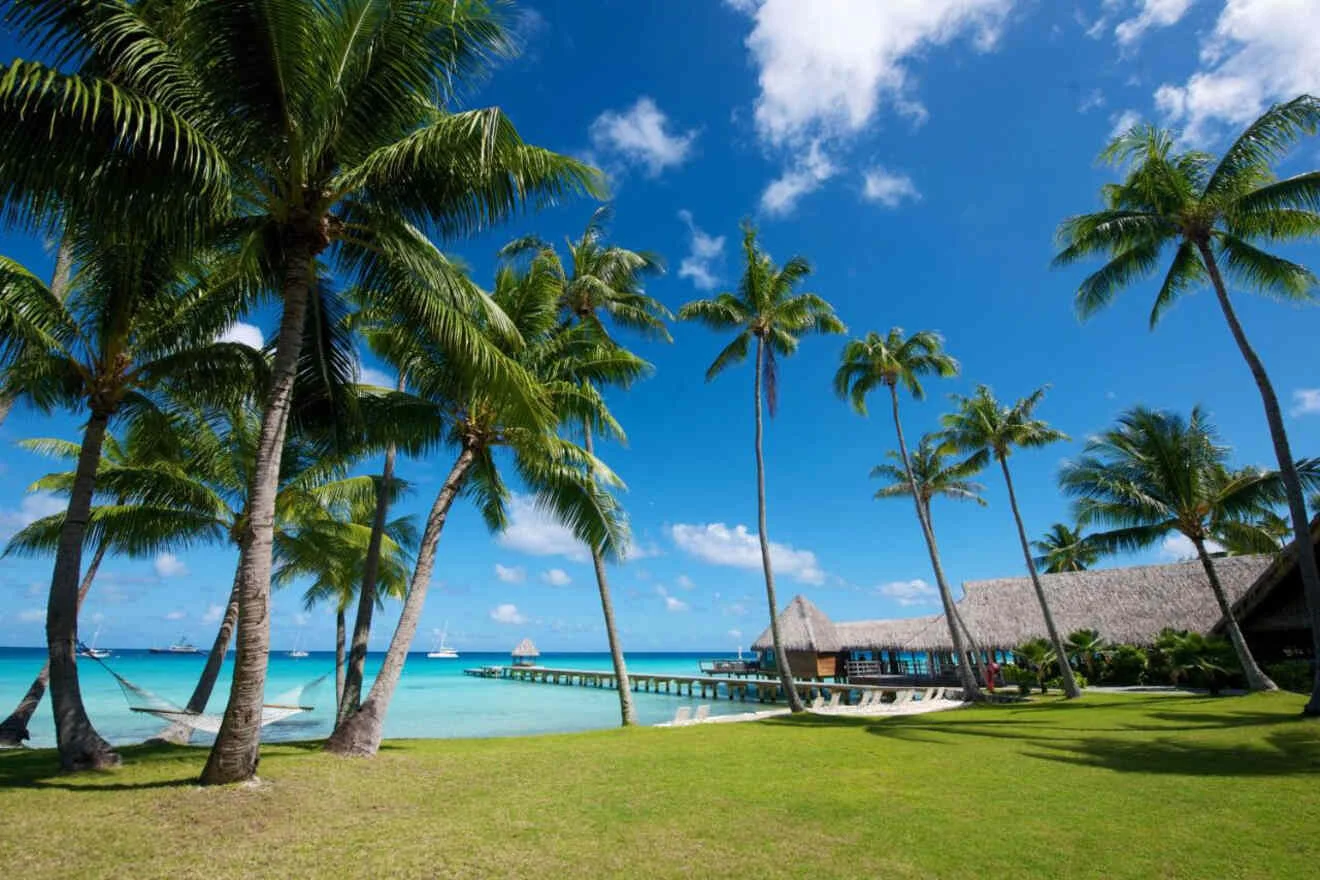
[2,693,1319,879]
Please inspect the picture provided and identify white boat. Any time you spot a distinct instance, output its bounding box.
[78,627,111,660]
[287,633,309,659]
[427,623,459,659]
[150,635,201,655]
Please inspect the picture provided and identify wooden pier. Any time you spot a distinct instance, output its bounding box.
[464,665,906,705]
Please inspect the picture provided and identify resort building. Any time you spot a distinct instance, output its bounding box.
[753,524,1319,683]
[511,638,540,667]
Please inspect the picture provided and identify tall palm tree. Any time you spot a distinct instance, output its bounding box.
[505,207,668,726]
[679,224,844,712]
[870,433,989,685]
[1054,97,1320,712]
[835,329,980,697]
[1063,629,1106,681]
[942,385,1082,698]
[0,1,603,783]
[1032,523,1100,574]
[327,264,635,756]
[1059,406,1320,691]
[0,231,260,770]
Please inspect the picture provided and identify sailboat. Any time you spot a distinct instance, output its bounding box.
[427,623,458,659]
[78,626,111,660]
[287,632,309,659]
[149,635,201,654]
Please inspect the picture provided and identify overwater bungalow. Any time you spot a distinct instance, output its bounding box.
[511,638,540,667]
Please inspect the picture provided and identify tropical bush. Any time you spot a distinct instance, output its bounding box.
[1000,664,1036,696]
[1013,639,1059,694]
[1154,629,1242,695]
[1046,671,1088,691]
[1264,660,1314,694]
[1099,644,1150,686]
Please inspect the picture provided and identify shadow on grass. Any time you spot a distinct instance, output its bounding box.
[1025,729,1320,776]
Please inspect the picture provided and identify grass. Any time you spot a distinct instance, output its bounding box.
[2,693,1319,879]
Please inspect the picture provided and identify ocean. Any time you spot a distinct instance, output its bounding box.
[0,648,756,748]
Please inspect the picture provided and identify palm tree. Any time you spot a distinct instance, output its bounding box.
[835,329,980,698]
[1059,406,1320,691]
[1014,638,1056,694]
[942,385,1082,699]
[1064,629,1106,681]
[0,1,603,783]
[327,264,634,756]
[506,207,668,726]
[1054,97,1320,713]
[870,434,989,688]
[679,224,844,712]
[0,230,261,770]
[1032,523,1100,574]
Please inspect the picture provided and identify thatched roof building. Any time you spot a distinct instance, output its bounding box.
[511,638,540,663]
[835,615,942,651]
[751,595,840,652]
[1215,516,1320,661]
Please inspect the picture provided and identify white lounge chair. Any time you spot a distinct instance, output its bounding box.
[855,691,874,708]
[826,692,842,710]
[671,706,692,724]
[810,694,825,710]
[694,704,710,722]
[930,687,945,701]
[893,689,913,706]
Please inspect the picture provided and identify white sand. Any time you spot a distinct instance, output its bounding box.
[656,697,966,727]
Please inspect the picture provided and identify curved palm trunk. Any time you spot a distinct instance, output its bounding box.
[335,607,346,712]
[1196,242,1320,711]
[0,540,106,748]
[998,455,1081,698]
[201,245,314,785]
[337,441,397,726]
[153,565,242,745]
[1191,536,1276,691]
[925,503,988,686]
[0,238,73,427]
[753,337,804,712]
[47,412,118,769]
[325,446,477,756]
[889,386,981,699]
[582,423,637,726]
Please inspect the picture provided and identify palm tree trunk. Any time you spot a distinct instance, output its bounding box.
[889,386,981,699]
[46,411,118,769]
[201,244,314,785]
[337,439,397,726]
[754,337,804,712]
[1191,535,1277,691]
[1196,241,1320,710]
[325,446,478,757]
[0,540,106,748]
[925,503,988,686]
[0,237,73,427]
[152,563,242,745]
[998,455,1081,699]
[335,607,346,712]
[582,422,637,726]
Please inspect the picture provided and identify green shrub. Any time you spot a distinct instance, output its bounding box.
[1000,664,1035,696]
[1100,644,1149,685]
[1046,671,1089,691]
[1265,659,1313,694]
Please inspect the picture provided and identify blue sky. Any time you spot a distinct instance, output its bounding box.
[2,0,1319,652]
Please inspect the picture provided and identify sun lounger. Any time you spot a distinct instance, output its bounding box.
[671,706,692,724]
[694,704,710,721]
[856,691,875,708]
[810,695,825,710]
[930,687,945,701]
[826,692,842,710]
[893,689,914,705]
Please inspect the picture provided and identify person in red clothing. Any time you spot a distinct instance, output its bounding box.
[985,659,1000,693]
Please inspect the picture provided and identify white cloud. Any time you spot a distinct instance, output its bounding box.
[733,0,1015,146]
[861,166,921,208]
[760,140,837,216]
[202,604,224,625]
[877,578,939,607]
[154,553,188,578]
[1078,87,1106,113]
[0,492,66,535]
[18,608,44,623]
[217,321,264,349]
[621,541,662,561]
[1154,0,1320,145]
[728,628,743,641]
[676,574,695,591]
[497,494,588,562]
[589,96,697,176]
[494,564,527,584]
[165,609,186,621]
[669,522,825,584]
[358,364,395,389]
[656,585,690,613]
[1160,533,1223,560]
[677,210,726,290]
[1109,108,1143,140]
[1115,0,1197,47]
[489,603,527,625]
[540,568,572,587]
[1291,389,1320,417]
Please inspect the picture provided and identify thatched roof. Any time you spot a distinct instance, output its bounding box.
[1215,514,1320,636]
[751,595,841,652]
[835,615,942,651]
[511,637,539,658]
[937,555,1273,650]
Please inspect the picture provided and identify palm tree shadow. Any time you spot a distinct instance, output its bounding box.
[1027,729,1320,777]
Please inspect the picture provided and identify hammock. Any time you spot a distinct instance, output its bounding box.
[84,653,326,735]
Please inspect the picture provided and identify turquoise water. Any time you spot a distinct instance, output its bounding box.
[0,648,755,748]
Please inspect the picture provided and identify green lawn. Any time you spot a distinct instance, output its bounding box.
[2,693,1318,879]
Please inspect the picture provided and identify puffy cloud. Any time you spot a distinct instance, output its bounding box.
[656,585,690,613]
[669,522,825,584]
[165,609,187,621]
[217,321,264,349]
[489,603,527,625]
[1290,389,1320,417]
[494,564,527,584]
[589,97,697,176]
[540,568,572,587]
[154,553,188,578]
[861,166,920,208]
[1160,533,1222,560]
[760,140,837,216]
[497,495,588,562]
[202,604,224,625]
[1154,0,1320,144]
[677,210,726,290]
[877,579,939,607]
[1078,87,1107,113]
[1115,0,1197,47]
[621,541,662,561]
[0,492,66,537]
